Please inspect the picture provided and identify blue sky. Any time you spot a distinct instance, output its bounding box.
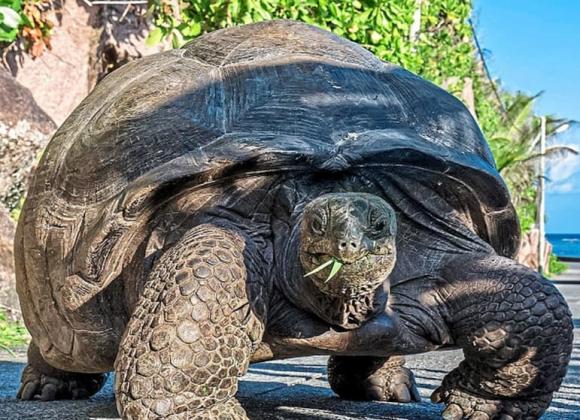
[473,1,580,233]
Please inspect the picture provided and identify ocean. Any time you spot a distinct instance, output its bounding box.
[547,234,580,259]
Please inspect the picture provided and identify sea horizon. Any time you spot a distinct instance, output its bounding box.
[547,233,580,259]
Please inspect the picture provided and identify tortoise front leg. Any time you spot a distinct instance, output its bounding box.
[431,255,573,419]
[115,223,267,419]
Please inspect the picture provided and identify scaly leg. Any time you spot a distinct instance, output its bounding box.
[115,223,267,419]
[431,255,573,419]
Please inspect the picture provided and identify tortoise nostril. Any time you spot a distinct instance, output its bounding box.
[339,241,359,251]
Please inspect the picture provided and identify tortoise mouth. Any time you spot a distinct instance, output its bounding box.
[307,251,391,267]
[302,251,394,297]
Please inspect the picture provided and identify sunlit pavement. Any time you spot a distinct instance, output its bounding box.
[1,266,579,419]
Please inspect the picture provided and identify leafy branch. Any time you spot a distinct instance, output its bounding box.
[0,0,54,58]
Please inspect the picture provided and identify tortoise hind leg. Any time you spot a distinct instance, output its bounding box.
[18,341,107,401]
[328,355,421,403]
[115,223,266,419]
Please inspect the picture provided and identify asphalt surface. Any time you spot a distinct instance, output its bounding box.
[1,265,579,419]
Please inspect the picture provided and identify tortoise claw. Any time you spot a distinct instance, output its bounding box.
[17,363,107,401]
[442,403,463,420]
[470,411,491,420]
[39,383,58,401]
[431,386,444,403]
[391,383,411,403]
[18,380,40,400]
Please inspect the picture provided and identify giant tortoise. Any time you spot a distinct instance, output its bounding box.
[14,20,573,419]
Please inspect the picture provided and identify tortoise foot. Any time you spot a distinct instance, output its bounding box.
[123,397,248,420]
[17,363,107,401]
[432,382,552,420]
[328,356,421,403]
[368,363,421,403]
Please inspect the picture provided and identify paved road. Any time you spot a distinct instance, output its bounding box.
[1,267,580,419]
[553,261,580,283]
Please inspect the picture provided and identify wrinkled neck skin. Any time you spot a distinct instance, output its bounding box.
[277,205,388,330]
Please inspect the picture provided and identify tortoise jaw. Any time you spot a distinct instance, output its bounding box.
[304,255,345,283]
[302,251,394,297]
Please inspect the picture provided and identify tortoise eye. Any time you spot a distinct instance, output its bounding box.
[368,218,388,238]
[368,208,388,238]
[310,214,326,235]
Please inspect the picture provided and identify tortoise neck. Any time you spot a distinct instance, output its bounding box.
[306,282,388,330]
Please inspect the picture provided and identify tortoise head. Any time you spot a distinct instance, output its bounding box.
[300,193,397,298]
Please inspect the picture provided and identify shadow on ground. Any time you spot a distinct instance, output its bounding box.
[1,346,580,420]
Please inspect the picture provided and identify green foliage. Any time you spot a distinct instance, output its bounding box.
[547,253,567,276]
[489,92,576,231]
[9,195,25,221]
[515,186,537,233]
[147,0,475,87]
[491,93,575,193]
[472,76,503,139]
[303,256,344,282]
[0,0,54,57]
[0,310,29,352]
[0,0,23,42]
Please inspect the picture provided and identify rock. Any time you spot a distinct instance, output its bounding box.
[5,2,170,126]
[0,70,55,134]
[0,71,54,321]
[5,0,101,126]
[0,207,19,321]
[0,70,56,212]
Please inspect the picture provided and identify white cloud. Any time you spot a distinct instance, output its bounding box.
[550,181,575,193]
[546,131,580,194]
[548,153,580,182]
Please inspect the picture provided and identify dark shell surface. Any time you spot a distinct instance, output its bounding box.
[15,20,518,362]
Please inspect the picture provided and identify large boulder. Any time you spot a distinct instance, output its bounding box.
[0,70,56,212]
[4,0,99,126]
[5,1,169,126]
[0,70,57,320]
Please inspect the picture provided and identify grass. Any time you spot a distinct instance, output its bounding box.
[548,253,568,276]
[0,310,30,354]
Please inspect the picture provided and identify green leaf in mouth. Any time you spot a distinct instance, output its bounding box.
[303,257,344,283]
[325,258,343,283]
[304,258,334,278]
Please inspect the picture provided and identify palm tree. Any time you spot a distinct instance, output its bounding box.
[489,92,577,210]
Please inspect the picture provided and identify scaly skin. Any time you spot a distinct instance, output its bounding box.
[327,355,421,403]
[391,254,573,419]
[115,223,266,419]
[18,342,107,401]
